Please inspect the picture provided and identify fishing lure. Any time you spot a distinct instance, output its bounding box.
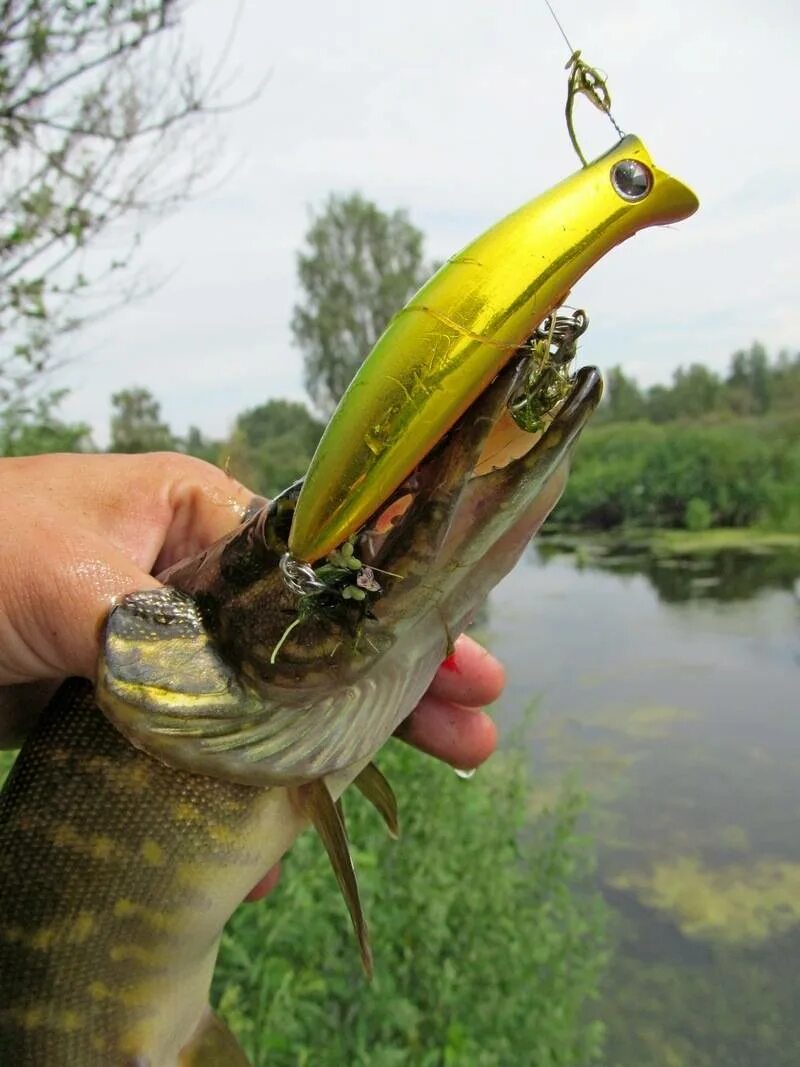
[289,134,698,564]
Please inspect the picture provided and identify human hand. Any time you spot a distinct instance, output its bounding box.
[0,452,501,766]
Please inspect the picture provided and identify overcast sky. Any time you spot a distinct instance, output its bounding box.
[60,0,799,445]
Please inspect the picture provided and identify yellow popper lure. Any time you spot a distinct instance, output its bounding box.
[289,135,698,564]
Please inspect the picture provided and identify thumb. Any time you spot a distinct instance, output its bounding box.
[0,453,254,686]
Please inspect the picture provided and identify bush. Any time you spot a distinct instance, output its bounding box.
[213,742,607,1066]
[555,417,799,531]
[684,498,712,532]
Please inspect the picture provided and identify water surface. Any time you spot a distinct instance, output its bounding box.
[487,541,800,1066]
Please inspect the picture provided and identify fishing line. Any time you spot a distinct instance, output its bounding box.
[542,0,625,165]
[543,0,576,53]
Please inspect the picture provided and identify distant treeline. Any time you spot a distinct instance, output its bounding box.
[3,343,798,534]
[557,344,800,533]
[597,342,800,424]
[0,388,326,502]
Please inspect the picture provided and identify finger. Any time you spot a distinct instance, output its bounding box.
[2,531,163,683]
[149,455,255,571]
[427,634,505,707]
[0,454,255,685]
[395,696,498,770]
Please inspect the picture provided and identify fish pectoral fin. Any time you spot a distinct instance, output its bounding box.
[354,761,400,838]
[178,1007,252,1066]
[300,777,373,978]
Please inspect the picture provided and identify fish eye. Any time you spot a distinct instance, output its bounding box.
[610,159,653,202]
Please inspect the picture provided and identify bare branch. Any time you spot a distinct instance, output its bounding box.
[1,0,253,417]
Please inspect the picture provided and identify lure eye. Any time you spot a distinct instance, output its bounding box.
[610,159,653,202]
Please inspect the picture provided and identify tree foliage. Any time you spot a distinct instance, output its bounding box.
[292,193,432,416]
[0,388,91,456]
[225,398,324,498]
[604,366,646,422]
[560,343,800,532]
[108,385,175,452]
[0,0,224,417]
[556,417,800,532]
[727,342,772,415]
[598,343,799,424]
[182,424,221,466]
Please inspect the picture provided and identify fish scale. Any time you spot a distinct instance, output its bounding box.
[0,680,266,1065]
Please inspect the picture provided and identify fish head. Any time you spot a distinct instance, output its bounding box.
[97,350,601,786]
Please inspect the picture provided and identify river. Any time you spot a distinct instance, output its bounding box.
[486,539,800,1067]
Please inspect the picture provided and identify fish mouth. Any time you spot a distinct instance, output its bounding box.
[97,351,602,789]
[352,354,603,591]
[264,343,602,613]
[225,348,605,682]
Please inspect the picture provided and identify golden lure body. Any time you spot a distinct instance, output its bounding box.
[289,135,698,563]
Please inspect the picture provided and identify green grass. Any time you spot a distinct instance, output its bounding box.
[213,742,607,1067]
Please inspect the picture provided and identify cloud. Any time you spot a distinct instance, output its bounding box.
[61,0,799,441]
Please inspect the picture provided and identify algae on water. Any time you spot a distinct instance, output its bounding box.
[611,855,800,945]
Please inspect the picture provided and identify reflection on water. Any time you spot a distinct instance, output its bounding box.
[538,538,800,603]
[487,539,800,1067]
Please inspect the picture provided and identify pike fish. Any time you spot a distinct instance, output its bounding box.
[0,136,697,1066]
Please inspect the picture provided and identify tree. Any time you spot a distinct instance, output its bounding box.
[182,425,221,466]
[291,193,432,415]
[603,365,646,422]
[109,386,175,452]
[644,383,676,424]
[666,363,721,419]
[1,1,231,419]
[770,349,800,414]
[226,398,324,497]
[727,342,772,414]
[0,389,91,456]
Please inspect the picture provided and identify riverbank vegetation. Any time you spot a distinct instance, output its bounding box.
[213,741,607,1067]
[555,344,800,534]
